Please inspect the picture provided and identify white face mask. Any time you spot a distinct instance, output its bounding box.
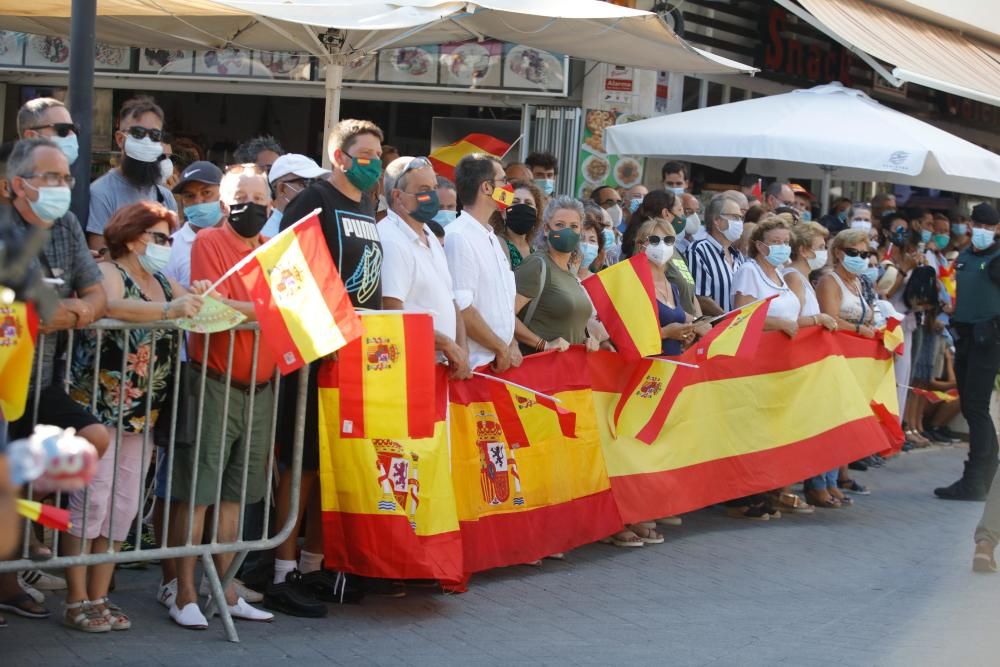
[124,135,164,163]
[606,204,623,227]
[807,249,828,271]
[685,213,701,236]
[721,217,744,243]
[157,157,174,185]
[850,219,872,232]
[137,241,172,274]
[645,241,673,266]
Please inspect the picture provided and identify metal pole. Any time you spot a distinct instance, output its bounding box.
[321,62,343,170]
[68,0,96,228]
[820,166,834,215]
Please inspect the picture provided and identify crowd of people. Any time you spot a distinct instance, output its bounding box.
[1,93,999,632]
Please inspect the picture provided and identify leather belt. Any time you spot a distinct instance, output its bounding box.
[190,362,271,395]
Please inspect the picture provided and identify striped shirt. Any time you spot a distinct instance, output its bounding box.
[686,234,745,312]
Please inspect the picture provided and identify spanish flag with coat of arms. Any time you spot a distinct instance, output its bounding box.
[0,302,38,421]
[582,255,661,361]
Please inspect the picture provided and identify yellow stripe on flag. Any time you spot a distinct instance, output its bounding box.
[431,139,496,167]
[613,360,678,439]
[598,262,661,358]
[359,313,409,426]
[257,231,347,361]
[705,299,768,358]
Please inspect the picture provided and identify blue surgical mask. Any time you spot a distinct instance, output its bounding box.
[971,226,997,250]
[933,233,950,250]
[138,241,171,275]
[534,178,555,196]
[628,198,642,214]
[184,201,223,229]
[666,186,685,196]
[23,182,71,222]
[837,210,848,223]
[601,227,615,250]
[764,243,791,266]
[952,223,968,236]
[52,134,79,165]
[862,266,879,284]
[843,254,868,275]
[920,229,932,244]
[261,208,283,238]
[800,210,812,222]
[432,209,458,227]
[579,242,599,270]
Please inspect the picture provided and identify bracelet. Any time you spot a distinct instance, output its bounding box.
[812,315,818,326]
[162,302,170,320]
[855,324,860,333]
[535,338,546,351]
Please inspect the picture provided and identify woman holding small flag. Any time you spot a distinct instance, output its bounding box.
[494,179,543,270]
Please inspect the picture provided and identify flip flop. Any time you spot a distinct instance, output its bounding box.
[0,592,50,619]
[600,530,644,548]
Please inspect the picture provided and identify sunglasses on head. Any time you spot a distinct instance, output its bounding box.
[29,122,79,138]
[144,231,172,246]
[125,126,164,142]
[842,248,871,259]
[646,235,675,247]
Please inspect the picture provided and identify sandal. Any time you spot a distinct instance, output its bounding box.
[974,542,997,573]
[726,505,770,521]
[600,529,644,548]
[838,479,870,495]
[777,492,815,515]
[63,600,110,633]
[0,591,50,619]
[92,596,131,630]
[629,525,664,544]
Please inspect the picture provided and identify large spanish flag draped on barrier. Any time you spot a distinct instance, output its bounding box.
[318,327,902,583]
[318,362,463,582]
[0,302,37,421]
[237,211,362,374]
[337,313,437,439]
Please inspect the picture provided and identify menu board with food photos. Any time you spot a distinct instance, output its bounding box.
[576,109,646,200]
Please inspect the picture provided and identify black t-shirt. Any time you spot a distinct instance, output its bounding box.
[280,179,382,309]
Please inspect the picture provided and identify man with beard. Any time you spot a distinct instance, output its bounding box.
[87,96,177,255]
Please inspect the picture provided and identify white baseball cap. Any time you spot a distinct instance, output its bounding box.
[268,153,330,183]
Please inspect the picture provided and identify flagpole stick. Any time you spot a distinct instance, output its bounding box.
[471,371,563,404]
[203,208,323,294]
[647,357,700,369]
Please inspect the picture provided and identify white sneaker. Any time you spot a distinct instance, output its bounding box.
[16,574,44,604]
[169,601,207,630]
[227,597,273,623]
[157,578,177,609]
[21,568,66,591]
[198,576,263,604]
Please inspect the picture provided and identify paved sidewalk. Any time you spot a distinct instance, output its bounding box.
[3,445,999,667]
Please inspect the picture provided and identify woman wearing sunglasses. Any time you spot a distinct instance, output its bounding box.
[62,201,206,634]
[634,218,697,356]
[817,229,879,339]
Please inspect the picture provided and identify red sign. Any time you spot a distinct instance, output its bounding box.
[605,78,633,92]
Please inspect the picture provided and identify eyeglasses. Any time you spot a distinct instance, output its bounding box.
[125,126,164,142]
[24,172,75,188]
[600,199,622,209]
[489,176,510,187]
[28,122,79,138]
[721,214,744,223]
[842,248,871,259]
[143,231,172,246]
[645,235,676,247]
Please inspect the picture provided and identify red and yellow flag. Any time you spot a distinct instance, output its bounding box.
[337,313,437,440]
[237,211,362,374]
[693,295,773,361]
[17,499,70,531]
[912,387,959,403]
[0,302,38,421]
[582,255,661,361]
[319,363,463,583]
[612,357,692,444]
[880,316,905,355]
[486,375,576,448]
[429,133,511,181]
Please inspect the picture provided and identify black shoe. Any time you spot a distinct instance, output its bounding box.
[848,460,869,472]
[298,570,365,604]
[937,426,966,442]
[355,576,407,598]
[934,479,987,501]
[263,575,329,618]
[926,427,960,444]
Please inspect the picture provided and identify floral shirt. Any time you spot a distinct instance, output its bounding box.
[69,264,176,433]
[505,238,531,269]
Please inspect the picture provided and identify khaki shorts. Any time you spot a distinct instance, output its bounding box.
[171,374,274,506]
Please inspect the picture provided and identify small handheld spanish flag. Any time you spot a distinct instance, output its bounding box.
[582,255,661,361]
[911,387,959,403]
[16,499,71,532]
[694,296,774,361]
[486,377,576,448]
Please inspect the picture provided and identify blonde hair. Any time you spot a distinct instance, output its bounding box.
[329,118,384,153]
[747,214,790,259]
[790,221,829,260]
[829,228,871,260]
[634,216,673,247]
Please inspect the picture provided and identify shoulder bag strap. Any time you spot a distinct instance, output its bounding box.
[522,255,548,327]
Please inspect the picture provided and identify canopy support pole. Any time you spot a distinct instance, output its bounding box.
[68,0,96,227]
[820,165,835,215]
[322,62,344,169]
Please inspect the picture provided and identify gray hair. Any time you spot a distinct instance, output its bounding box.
[17,97,67,137]
[233,135,284,164]
[436,175,455,190]
[384,156,435,195]
[542,194,585,227]
[704,193,732,234]
[7,137,61,181]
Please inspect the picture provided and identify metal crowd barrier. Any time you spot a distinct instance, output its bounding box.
[0,319,305,643]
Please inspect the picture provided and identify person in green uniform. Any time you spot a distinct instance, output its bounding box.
[513,195,600,356]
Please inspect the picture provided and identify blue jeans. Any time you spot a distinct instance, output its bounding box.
[805,468,838,491]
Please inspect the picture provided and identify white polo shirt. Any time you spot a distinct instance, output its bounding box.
[164,222,197,288]
[444,210,516,369]
[379,210,457,340]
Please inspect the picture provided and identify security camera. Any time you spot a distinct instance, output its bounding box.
[318,28,346,52]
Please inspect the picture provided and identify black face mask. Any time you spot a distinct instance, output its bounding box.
[121,154,161,189]
[228,202,269,238]
[505,203,537,235]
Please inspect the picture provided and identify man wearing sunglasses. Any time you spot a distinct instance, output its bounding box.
[87,97,177,256]
[16,97,79,167]
[262,154,329,237]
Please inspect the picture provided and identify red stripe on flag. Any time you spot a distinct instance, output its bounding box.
[583,270,643,360]
[241,259,305,373]
[337,337,366,438]
[427,157,455,182]
[298,217,364,350]
[464,132,512,156]
[535,394,577,439]
[731,298,772,358]
[488,381,530,447]
[634,365,693,444]
[870,400,905,456]
[404,314,438,438]
[612,358,652,428]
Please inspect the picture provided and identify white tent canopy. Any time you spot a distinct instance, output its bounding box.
[604,83,1000,201]
[0,0,756,74]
